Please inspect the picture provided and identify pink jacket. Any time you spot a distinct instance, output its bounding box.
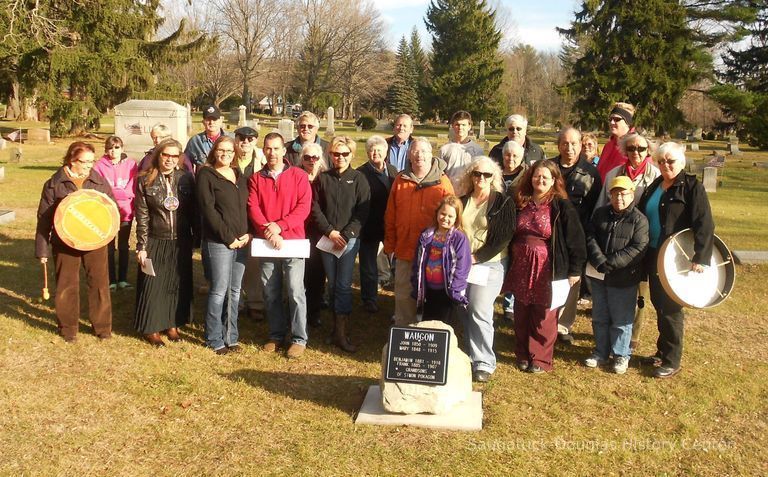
[93,154,138,221]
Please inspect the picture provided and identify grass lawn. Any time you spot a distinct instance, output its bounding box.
[0,117,767,476]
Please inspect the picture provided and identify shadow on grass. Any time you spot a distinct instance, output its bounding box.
[19,165,59,171]
[222,369,375,413]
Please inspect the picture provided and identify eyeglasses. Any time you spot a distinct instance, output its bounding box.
[472,171,494,179]
[331,151,351,158]
[216,149,235,156]
[299,124,315,130]
[626,145,647,153]
[161,153,180,160]
[659,159,677,165]
[237,136,256,142]
[508,126,523,132]
[611,190,634,199]
[303,154,321,162]
[609,116,625,123]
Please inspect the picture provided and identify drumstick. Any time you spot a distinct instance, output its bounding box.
[42,262,50,300]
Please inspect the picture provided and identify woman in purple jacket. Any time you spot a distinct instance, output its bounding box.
[93,135,137,290]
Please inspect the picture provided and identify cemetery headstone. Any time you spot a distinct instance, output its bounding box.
[479,120,486,140]
[380,320,472,415]
[0,138,6,150]
[238,105,247,127]
[325,107,335,137]
[278,119,294,141]
[9,148,21,163]
[703,167,717,193]
[691,142,699,152]
[0,166,4,182]
[27,128,51,145]
[727,136,741,155]
[0,210,15,225]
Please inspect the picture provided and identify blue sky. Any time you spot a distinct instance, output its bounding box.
[373,0,581,52]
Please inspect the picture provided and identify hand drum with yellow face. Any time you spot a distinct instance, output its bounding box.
[54,189,120,251]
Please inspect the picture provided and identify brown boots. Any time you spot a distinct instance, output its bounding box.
[332,314,357,353]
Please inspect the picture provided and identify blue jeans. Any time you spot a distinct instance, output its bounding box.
[320,238,360,315]
[202,241,247,350]
[261,257,308,345]
[589,278,637,359]
[358,239,380,305]
[462,259,507,374]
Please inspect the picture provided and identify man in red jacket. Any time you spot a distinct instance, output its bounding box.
[247,133,312,358]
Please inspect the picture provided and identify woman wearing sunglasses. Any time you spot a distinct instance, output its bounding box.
[311,136,370,352]
[594,133,660,353]
[458,157,516,382]
[134,139,197,346]
[637,142,714,379]
[301,142,328,328]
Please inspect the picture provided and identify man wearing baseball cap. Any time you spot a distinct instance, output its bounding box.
[185,105,234,167]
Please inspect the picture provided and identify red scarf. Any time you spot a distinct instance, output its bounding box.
[625,155,650,181]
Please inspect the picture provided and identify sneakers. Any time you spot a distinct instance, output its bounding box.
[109,283,117,291]
[527,365,545,374]
[473,370,491,382]
[558,333,574,345]
[286,343,306,359]
[584,353,607,368]
[613,356,630,374]
[654,366,681,379]
[117,281,133,290]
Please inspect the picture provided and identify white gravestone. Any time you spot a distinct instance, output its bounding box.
[479,120,486,140]
[691,143,700,152]
[278,119,295,141]
[325,107,335,137]
[0,138,6,150]
[703,167,717,193]
[0,166,4,182]
[238,105,247,127]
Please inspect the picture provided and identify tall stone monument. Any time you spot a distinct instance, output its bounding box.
[325,106,335,137]
[479,120,486,140]
[278,119,295,141]
[238,105,247,127]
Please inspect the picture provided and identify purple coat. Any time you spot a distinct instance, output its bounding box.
[412,226,471,308]
[93,154,138,222]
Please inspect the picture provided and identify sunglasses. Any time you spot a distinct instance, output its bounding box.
[626,145,647,153]
[472,171,494,179]
[303,154,321,162]
[609,116,625,123]
[659,159,677,165]
[161,153,180,160]
[299,124,316,130]
[237,136,256,142]
[331,151,351,158]
[508,126,523,132]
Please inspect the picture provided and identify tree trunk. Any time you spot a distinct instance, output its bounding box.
[5,82,21,120]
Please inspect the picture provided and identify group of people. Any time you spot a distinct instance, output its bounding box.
[35,102,714,382]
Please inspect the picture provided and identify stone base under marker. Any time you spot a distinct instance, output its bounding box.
[355,385,482,431]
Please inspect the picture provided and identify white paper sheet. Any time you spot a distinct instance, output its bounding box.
[250,238,311,258]
[316,235,344,258]
[549,279,571,310]
[467,264,490,286]
[585,262,605,280]
[141,258,156,277]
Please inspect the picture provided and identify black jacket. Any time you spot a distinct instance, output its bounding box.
[489,136,546,168]
[638,171,714,264]
[586,203,649,287]
[460,191,516,264]
[554,156,602,226]
[196,166,249,245]
[311,166,371,241]
[35,167,116,258]
[357,161,397,242]
[550,198,587,280]
[134,170,197,252]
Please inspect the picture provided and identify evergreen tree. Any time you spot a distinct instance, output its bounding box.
[16,0,207,135]
[408,27,430,117]
[424,0,505,122]
[559,1,711,133]
[710,2,768,147]
[386,36,420,117]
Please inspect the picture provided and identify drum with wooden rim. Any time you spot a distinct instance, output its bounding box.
[53,189,120,251]
[657,228,736,308]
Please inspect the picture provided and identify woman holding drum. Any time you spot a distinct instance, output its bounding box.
[35,141,116,342]
[638,142,714,378]
[134,139,197,347]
